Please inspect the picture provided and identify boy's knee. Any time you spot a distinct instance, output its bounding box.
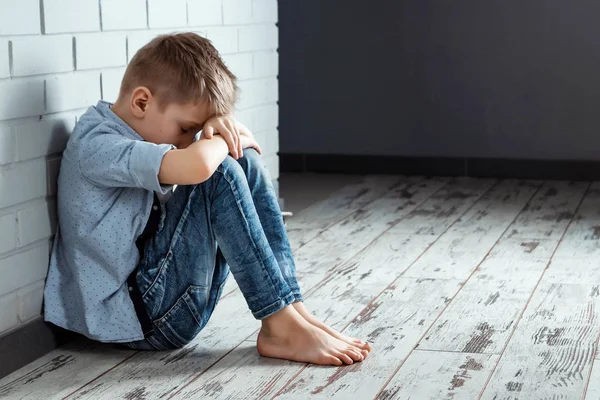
[219,155,246,179]
[242,148,261,162]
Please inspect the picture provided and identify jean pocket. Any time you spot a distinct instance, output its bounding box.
[153,285,209,348]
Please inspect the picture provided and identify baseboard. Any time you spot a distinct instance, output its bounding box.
[0,318,80,380]
[280,153,600,181]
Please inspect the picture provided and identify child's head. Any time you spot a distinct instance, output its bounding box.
[114,32,237,147]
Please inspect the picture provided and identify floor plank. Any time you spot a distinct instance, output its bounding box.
[376,351,499,400]
[0,340,135,400]
[66,293,259,400]
[402,180,541,280]
[420,238,558,354]
[272,278,463,400]
[481,282,600,400]
[507,181,589,240]
[480,182,597,399]
[285,175,402,250]
[585,358,600,399]
[419,181,588,354]
[294,177,492,292]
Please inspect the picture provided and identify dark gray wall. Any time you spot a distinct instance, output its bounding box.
[279,0,600,160]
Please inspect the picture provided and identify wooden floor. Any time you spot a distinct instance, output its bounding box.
[3,175,600,399]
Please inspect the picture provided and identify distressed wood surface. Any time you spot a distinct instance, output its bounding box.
[0,340,135,400]
[420,238,558,354]
[65,291,258,400]
[293,177,492,292]
[376,351,498,400]
[585,358,600,399]
[480,182,597,399]
[506,181,589,240]
[402,180,541,280]
[290,177,444,292]
[481,282,600,400]
[273,278,463,400]
[285,175,402,250]
[418,181,587,354]
[171,179,494,399]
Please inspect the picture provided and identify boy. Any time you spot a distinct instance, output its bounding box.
[43,33,371,366]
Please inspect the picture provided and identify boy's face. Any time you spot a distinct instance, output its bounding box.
[135,96,213,149]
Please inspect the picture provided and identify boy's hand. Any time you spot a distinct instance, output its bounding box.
[240,135,262,155]
[202,115,252,159]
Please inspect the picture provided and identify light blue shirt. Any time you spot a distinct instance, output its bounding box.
[44,101,174,342]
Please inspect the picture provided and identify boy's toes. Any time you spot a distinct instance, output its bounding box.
[325,355,343,366]
[347,348,364,361]
[334,351,354,365]
[360,349,369,359]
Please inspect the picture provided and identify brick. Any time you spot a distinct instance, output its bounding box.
[15,117,75,161]
[0,80,45,121]
[254,128,278,156]
[188,0,222,26]
[234,109,253,131]
[76,34,127,70]
[0,0,41,35]
[222,53,253,80]
[0,291,18,335]
[102,68,126,102]
[128,32,157,61]
[11,36,74,77]
[0,159,47,209]
[223,0,252,25]
[238,78,277,109]
[101,0,147,31]
[262,154,279,180]
[252,103,278,131]
[0,40,9,79]
[252,0,277,23]
[253,51,278,78]
[43,0,100,33]
[239,25,277,52]
[18,281,45,322]
[0,213,17,254]
[206,27,238,54]
[0,242,51,295]
[148,0,186,28]
[0,126,14,165]
[46,72,101,113]
[47,157,61,196]
[18,200,57,247]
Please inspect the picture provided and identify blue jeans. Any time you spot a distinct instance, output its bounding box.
[122,149,303,350]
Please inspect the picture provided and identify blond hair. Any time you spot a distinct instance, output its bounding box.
[120,32,238,114]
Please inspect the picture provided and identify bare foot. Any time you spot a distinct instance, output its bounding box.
[293,302,372,355]
[257,305,365,366]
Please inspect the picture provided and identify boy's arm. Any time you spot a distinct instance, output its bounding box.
[158,134,229,185]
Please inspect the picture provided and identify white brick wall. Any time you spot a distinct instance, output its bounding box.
[0,0,279,336]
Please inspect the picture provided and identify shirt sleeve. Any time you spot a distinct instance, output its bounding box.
[78,129,174,194]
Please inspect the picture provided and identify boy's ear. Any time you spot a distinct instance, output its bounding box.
[130,86,152,118]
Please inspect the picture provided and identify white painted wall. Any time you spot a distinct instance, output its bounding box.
[0,0,279,336]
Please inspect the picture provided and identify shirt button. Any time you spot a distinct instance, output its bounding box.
[153,206,158,211]
[128,286,133,292]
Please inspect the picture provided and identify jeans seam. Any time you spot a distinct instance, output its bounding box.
[217,167,289,307]
[141,185,200,300]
